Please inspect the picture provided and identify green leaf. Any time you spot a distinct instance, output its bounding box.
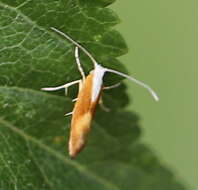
[0,0,186,189]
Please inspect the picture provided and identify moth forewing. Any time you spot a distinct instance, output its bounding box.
[69,71,102,158]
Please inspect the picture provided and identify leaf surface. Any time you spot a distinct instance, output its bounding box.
[0,0,186,189]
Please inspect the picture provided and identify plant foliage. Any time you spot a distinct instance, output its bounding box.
[0,0,186,189]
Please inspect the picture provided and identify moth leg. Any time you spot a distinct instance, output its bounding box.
[64,80,83,116]
[99,97,110,112]
[71,79,83,102]
[72,98,78,102]
[64,87,68,96]
[75,47,85,81]
[103,82,121,90]
[41,80,81,92]
[64,112,73,116]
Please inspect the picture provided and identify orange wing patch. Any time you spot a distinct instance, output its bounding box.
[69,72,101,158]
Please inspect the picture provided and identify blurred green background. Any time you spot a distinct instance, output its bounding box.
[112,1,197,189]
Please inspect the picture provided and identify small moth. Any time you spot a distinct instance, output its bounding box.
[42,27,159,158]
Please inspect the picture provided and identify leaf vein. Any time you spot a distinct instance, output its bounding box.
[0,119,121,190]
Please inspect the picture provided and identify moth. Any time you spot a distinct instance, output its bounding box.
[42,27,159,158]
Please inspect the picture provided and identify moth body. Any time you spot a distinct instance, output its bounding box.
[42,27,159,158]
[69,66,105,157]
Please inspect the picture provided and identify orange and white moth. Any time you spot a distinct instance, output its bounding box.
[42,27,159,158]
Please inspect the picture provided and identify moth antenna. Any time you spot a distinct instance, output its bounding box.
[51,27,97,67]
[105,68,159,101]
